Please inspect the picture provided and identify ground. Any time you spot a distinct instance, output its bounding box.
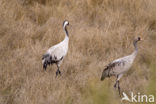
[0,0,156,104]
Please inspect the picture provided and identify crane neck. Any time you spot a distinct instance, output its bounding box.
[134,40,138,51]
[62,25,69,44]
[63,25,69,38]
[132,40,138,58]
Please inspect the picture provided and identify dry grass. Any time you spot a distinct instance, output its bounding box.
[0,0,156,104]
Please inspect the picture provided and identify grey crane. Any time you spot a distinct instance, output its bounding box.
[101,37,141,95]
[42,20,69,77]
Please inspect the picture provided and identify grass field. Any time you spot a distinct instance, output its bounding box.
[0,0,156,104]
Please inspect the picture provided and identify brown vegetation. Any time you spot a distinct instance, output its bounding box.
[0,0,156,104]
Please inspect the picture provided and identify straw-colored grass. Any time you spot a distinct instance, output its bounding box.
[0,0,156,104]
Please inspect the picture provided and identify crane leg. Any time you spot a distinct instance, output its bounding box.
[117,80,121,96]
[114,75,119,88]
[114,74,123,96]
[114,81,117,88]
[43,63,47,71]
[56,64,61,77]
[113,80,121,96]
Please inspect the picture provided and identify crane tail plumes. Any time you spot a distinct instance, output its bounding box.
[101,61,123,81]
[101,68,110,80]
[42,54,63,70]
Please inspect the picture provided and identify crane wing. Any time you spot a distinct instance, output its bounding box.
[42,46,65,70]
[49,46,66,60]
[101,60,125,80]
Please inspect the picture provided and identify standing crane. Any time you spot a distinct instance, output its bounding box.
[101,37,141,95]
[42,20,69,77]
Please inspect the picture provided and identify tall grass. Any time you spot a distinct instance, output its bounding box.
[0,0,156,104]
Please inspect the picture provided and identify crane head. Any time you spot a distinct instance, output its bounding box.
[63,20,69,27]
[137,37,141,41]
